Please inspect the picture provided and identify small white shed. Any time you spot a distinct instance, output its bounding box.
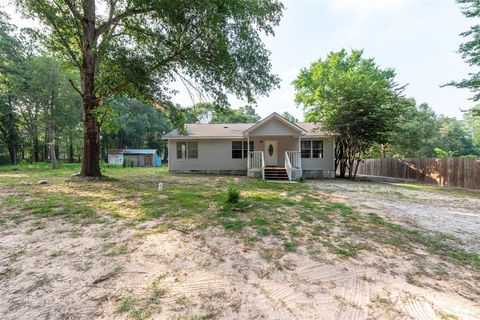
[107,149,160,167]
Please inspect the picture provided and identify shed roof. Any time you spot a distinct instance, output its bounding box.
[108,149,157,155]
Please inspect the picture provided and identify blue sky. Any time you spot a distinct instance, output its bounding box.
[4,0,476,120]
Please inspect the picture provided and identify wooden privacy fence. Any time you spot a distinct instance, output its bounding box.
[355,158,480,190]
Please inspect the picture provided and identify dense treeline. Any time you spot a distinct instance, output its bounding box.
[0,10,271,166]
[0,12,175,165]
[12,0,283,176]
[294,49,480,178]
[375,98,480,159]
[0,12,83,165]
[2,2,480,171]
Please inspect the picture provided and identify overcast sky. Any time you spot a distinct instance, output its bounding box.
[3,0,476,120]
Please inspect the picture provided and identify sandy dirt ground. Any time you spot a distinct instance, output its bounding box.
[1,180,479,319]
[309,180,480,254]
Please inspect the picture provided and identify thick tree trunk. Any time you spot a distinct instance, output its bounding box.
[81,101,101,176]
[68,136,74,163]
[33,134,39,162]
[54,136,60,161]
[80,0,101,177]
[335,140,347,178]
[47,121,58,169]
[6,95,18,165]
[44,129,48,162]
[8,144,17,165]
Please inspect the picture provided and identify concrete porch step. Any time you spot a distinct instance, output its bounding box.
[264,167,289,181]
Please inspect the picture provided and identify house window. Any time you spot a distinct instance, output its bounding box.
[232,141,254,159]
[232,141,243,159]
[301,140,323,158]
[301,140,311,158]
[188,142,198,158]
[177,141,198,159]
[312,140,323,158]
[243,141,254,158]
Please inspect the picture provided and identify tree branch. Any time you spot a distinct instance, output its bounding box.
[150,29,206,70]
[63,0,82,20]
[68,79,83,97]
[51,0,83,55]
[95,7,153,38]
[40,9,81,69]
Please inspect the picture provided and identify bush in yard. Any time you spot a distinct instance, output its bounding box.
[227,185,240,204]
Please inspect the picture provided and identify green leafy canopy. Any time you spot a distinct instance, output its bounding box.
[15,0,284,105]
[447,1,480,107]
[294,49,405,145]
[293,49,406,178]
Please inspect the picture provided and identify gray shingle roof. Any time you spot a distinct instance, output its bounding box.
[108,149,157,155]
[164,122,331,139]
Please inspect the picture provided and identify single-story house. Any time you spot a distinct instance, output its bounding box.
[107,149,161,167]
[163,112,335,181]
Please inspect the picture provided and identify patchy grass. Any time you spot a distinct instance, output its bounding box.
[1,163,480,318]
[1,163,479,282]
[393,183,480,199]
[115,275,166,320]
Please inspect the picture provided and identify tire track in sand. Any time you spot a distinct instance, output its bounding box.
[260,280,304,304]
[296,262,359,283]
[403,297,439,320]
[166,271,229,297]
[333,277,373,320]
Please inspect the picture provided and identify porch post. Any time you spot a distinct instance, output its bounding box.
[247,135,250,169]
[298,136,301,152]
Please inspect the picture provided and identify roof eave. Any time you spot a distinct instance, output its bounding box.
[162,136,245,140]
[242,112,306,135]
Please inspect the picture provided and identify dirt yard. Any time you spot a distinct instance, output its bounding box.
[0,166,479,320]
[309,179,480,254]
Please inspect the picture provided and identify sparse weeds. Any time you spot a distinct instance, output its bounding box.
[405,272,422,287]
[283,241,297,252]
[115,275,166,320]
[2,163,480,319]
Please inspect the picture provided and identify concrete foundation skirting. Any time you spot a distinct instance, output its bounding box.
[302,170,335,179]
[170,169,247,176]
[170,169,335,179]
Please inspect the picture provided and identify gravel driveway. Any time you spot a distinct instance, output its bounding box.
[309,179,480,253]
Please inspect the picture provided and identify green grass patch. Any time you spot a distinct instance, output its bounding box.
[283,241,297,252]
[1,164,479,277]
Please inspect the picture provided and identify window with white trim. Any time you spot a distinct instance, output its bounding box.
[301,140,323,158]
[177,141,198,159]
[232,141,254,159]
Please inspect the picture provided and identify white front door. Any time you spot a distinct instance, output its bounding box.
[264,140,278,166]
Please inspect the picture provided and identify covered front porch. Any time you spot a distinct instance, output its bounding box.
[242,113,306,181]
[245,136,303,181]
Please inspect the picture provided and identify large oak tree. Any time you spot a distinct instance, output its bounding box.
[16,0,283,176]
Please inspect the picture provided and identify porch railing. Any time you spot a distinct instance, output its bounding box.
[248,151,265,179]
[285,151,302,181]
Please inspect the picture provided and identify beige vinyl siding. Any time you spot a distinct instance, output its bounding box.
[249,117,300,136]
[300,137,335,171]
[167,136,335,172]
[169,139,247,171]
